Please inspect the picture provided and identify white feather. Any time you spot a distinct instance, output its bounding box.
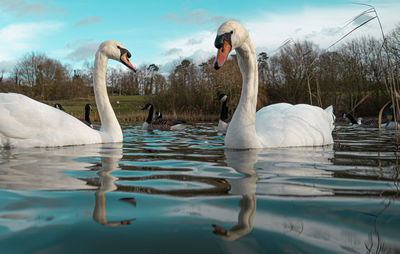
[255,103,334,147]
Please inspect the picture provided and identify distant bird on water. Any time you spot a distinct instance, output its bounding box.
[141,104,186,131]
[216,93,230,132]
[54,103,65,111]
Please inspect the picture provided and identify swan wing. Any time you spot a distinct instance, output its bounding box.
[0,93,101,147]
[255,103,334,147]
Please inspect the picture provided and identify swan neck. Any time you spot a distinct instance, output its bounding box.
[236,38,258,115]
[225,36,261,149]
[93,52,121,138]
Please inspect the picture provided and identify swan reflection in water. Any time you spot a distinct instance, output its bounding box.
[211,146,333,242]
[212,149,258,241]
[92,144,136,227]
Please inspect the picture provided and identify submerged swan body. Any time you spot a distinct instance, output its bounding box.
[0,40,136,148]
[214,21,335,149]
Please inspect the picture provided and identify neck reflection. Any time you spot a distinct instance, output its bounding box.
[212,149,258,241]
[92,143,136,227]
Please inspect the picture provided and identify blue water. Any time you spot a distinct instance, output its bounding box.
[0,123,399,253]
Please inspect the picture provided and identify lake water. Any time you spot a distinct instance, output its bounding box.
[0,123,399,253]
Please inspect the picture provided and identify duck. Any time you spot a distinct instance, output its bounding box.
[215,93,230,132]
[0,40,136,148]
[213,21,335,149]
[141,104,187,131]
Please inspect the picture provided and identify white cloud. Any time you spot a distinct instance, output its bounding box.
[0,0,67,17]
[0,60,16,72]
[156,3,400,67]
[66,40,99,61]
[159,30,215,66]
[246,3,400,53]
[74,16,101,27]
[159,8,229,27]
[0,21,63,65]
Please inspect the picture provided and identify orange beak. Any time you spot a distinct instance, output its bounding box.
[121,52,136,72]
[214,40,231,69]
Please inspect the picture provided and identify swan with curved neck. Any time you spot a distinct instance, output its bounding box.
[0,40,135,148]
[214,21,334,149]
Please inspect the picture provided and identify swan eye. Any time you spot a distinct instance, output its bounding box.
[230,31,233,34]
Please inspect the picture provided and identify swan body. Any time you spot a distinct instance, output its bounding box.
[255,103,334,147]
[214,21,334,149]
[0,40,135,148]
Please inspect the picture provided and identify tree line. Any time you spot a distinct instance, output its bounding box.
[1,23,399,118]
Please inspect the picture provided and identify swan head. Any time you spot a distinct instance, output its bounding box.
[98,40,136,72]
[215,93,228,102]
[214,20,249,69]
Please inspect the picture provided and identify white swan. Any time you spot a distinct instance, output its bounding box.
[214,21,335,149]
[0,40,136,148]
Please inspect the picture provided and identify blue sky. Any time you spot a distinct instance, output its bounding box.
[0,0,399,74]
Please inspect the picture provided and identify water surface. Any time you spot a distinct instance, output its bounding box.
[0,123,399,253]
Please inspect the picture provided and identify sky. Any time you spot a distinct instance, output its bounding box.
[0,0,399,74]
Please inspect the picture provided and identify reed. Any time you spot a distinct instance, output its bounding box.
[328,4,399,135]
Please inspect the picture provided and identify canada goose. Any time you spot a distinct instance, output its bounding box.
[85,104,93,128]
[342,113,359,126]
[141,104,187,131]
[215,93,230,132]
[54,103,65,111]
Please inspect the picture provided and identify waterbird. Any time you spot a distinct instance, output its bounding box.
[141,104,187,131]
[213,21,335,149]
[85,103,93,128]
[0,40,136,148]
[54,103,65,111]
[215,93,230,132]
